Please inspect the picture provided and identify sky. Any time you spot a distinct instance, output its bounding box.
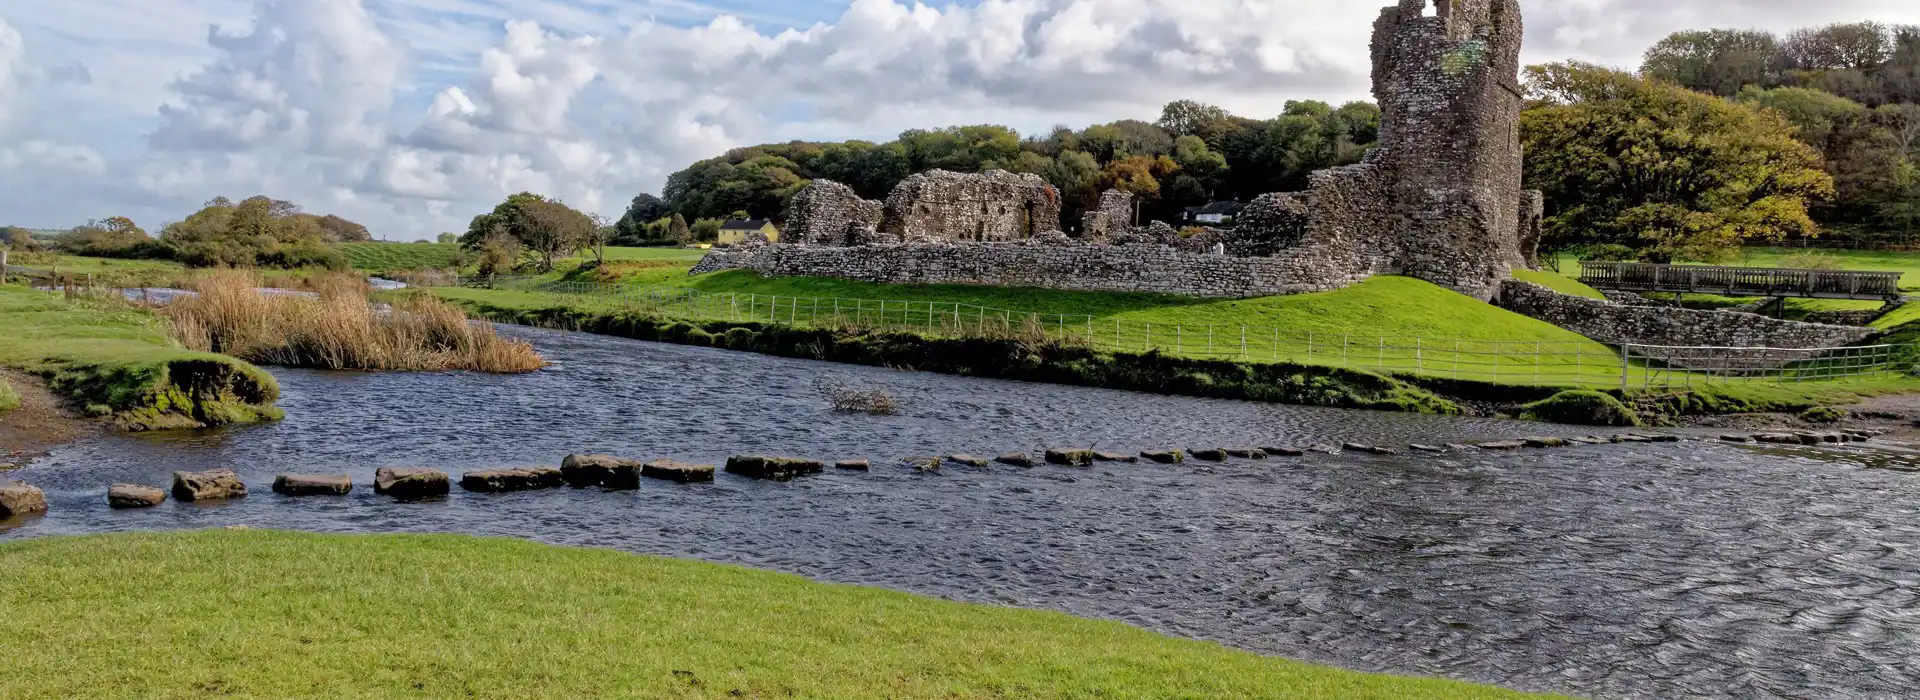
[2,0,1919,240]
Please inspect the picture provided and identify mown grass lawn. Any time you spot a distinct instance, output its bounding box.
[1552,247,1920,291]
[0,530,1559,700]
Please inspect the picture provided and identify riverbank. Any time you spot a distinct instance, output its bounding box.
[0,530,1552,699]
[0,285,281,432]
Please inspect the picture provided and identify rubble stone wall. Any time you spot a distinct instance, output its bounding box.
[785,180,882,246]
[1498,281,1876,350]
[878,170,1063,242]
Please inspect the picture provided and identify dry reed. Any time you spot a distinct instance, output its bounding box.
[165,272,545,373]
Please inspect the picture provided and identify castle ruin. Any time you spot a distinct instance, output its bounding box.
[699,0,1541,301]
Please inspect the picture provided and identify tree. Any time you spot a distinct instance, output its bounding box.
[1642,29,1783,96]
[158,197,345,269]
[669,214,692,244]
[691,218,723,243]
[1521,63,1835,262]
[1,226,38,251]
[1157,100,1233,139]
[613,193,671,245]
[59,217,150,257]
[461,193,596,271]
[313,214,373,243]
[437,232,457,244]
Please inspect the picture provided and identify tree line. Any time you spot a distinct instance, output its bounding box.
[2,197,374,270]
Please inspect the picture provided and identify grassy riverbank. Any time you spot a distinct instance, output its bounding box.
[0,285,280,430]
[0,530,1555,699]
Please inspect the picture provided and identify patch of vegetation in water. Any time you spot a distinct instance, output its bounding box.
[0,285,282,430]
[1518,390,1642,427]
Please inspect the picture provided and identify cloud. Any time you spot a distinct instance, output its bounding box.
[7,0,1920,238]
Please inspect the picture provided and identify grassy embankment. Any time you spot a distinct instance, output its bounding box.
[0,285,281,430]
[0,530,1556,700]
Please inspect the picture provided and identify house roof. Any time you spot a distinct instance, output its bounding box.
[720,219,774,230]
[1185,201,1245,216]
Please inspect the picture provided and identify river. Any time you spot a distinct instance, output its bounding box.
[5,325,1918,699]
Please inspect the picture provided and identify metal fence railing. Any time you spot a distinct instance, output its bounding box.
[457,278,1918,390]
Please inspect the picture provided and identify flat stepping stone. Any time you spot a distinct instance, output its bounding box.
[460,468,564,493]
[1476,441,1525,451]
[947,454,991,467]
[1,480,48,518]
[995,453,1034,467]
[725,456,825,480]
[1044,449,1095,466]
[1188,448,1228,462]
[1569,437,1612,445]
[1409,444,1448,453]
[1720,435,1755,443]
[834,459,871,471]
[1224,448,1268,459]
[172,469,247,502]
[1260,446,1306,457]
[1344,443,1399,456]
[1091,451,1137,463]
[905,457,943,472]
[1307,444,1342,454]
[1614,435,1653,443]
[374,468,450,500]
[642,459,715,483]
[107,483,167,509]
[1755,434,1799,444]
[1522,437,1569,449]
[272,474,352,497]
[561,454,645,490]
[1140,450,1184,464]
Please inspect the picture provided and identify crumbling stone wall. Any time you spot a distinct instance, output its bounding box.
[1499,280,1875,351]
[879,170,1063,242]
[786,180,882,246]
[1081,190,1134,240]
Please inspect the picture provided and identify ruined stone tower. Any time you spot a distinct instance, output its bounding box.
[1364,0,1533,295]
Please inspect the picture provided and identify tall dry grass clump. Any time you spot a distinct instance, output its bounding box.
[167,272,544,373]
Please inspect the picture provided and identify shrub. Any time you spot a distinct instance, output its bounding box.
[1799,406,1846,424]
[812,377,902,415]
[723,328,759,350]
[685,329,718,347]
[0,378,20,413]
[1519,390,1642,426]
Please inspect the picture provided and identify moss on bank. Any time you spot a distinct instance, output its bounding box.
[1518,390,1642,427]
[0,286,281,430]
[456,300,1461,415]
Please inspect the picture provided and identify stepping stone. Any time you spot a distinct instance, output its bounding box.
[1522,437,1569,449]
[725,456,825,480]
[1792,433,1826,445]
[1569,437,1612,445]
[1445,444,1475,451]
[1261,446,1306,457]
[1843,430,1875,442]
[642,459,715,483]
[272,474,352,497]
[172,469,247,502]
[1,480,48,518]
[1307,444,1342,454]
[460,468,564,493]
[1476,441,1525,451]
[1649,435,1681,443]
[947,454,991,467]
[1140,450,1184,464]
[1409,444,1448,453]
[374,468,450,500]
[1344,443,1399,456]
[995,453,1034,467]
[1719,435,1754,443]
[1224,448,1268,459]
[1188,448,1228,462]
[561,454,645,490]
[1091,451,1137,463]
[1615,435,1653,443]
[107,483,167,509]
[834,459,871,471]
[1044,449,1095,466]
[1755,434,1799,445]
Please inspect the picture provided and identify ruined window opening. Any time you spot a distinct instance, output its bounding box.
[1422,0,1439,18]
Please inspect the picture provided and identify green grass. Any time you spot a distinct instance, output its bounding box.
[1510,269,1606,300]
[3,253,189,287]
[339,242,464,272]
[0,377,18,412]
[0,530,1553,700]
[1553,247,1920,290]
[0,285,280,429]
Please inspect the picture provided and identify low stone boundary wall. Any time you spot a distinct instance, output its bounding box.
[1498,280,1877,364]
[690,243,1383,298]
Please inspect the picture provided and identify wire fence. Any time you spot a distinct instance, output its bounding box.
[460,278,1919,390]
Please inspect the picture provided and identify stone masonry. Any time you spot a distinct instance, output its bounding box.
[785,180,882,246]
[878,170,1063,242]
[697,1,1546,301]
[1499,280,1875,364]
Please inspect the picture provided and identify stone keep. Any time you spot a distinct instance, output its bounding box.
[786,180,883,246]
[879,170,1063,242]
[1081,190,1134,240]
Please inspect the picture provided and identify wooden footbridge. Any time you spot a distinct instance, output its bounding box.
[1577,262,1905,301]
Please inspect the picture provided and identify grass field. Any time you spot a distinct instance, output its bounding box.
[0,285,279,429]
[0,530,1554,700]
[339,242,464,272]
[1509,269,1605,299]
[1552,247,1920,290]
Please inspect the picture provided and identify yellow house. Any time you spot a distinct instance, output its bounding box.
[717,219,780,246]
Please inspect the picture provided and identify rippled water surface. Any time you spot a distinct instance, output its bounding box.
[7,326,1920,699]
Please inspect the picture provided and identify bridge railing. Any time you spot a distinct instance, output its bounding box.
[1578,262,1904,299]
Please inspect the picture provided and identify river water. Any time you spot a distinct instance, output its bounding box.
[5,326,1918,699]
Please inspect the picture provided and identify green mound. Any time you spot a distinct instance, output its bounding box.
[1510,269,1606,300]
[0,286,280,430]
[1518,390,1642,426]
[0,531,1552,699]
